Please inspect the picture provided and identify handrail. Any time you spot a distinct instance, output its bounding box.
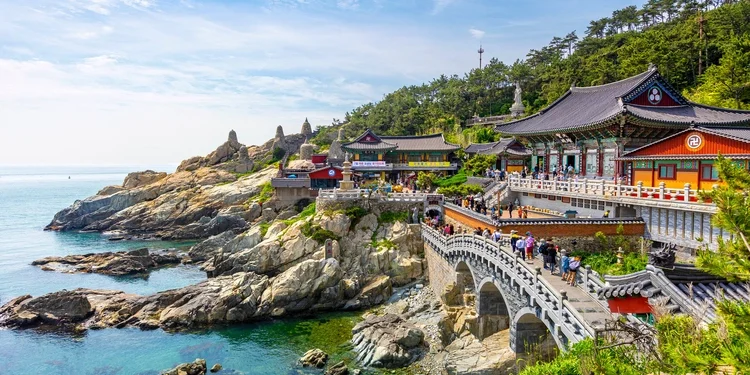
[421,224,598,340]
[507,177,716,212]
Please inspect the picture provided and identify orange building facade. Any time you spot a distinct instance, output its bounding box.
[619,127,750,189]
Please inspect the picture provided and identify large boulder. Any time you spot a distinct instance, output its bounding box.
[352,314,425,368]
[258,258,344,316]
[163,358,207,375]
[31,248,182,276]
[0,290,93,328]
[300,348,328,368]
[123,170,167,189]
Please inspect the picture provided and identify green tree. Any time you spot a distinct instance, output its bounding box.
[696,155,750,281]
[685,33,750,109]
[416,171,437,191]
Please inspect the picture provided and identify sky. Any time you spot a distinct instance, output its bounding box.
[0,0,646,167]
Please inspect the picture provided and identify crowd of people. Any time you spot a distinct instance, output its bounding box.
[451,194,530,225]
[431,224,583,286]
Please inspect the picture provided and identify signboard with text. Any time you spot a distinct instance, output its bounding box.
[407,161,451,167]
[352,161,387,167]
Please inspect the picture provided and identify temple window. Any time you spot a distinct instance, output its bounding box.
[659,164,677,180]
[701,165,718,181]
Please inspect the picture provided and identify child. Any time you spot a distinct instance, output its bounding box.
[568,256,581,286]
[560,250,570,281]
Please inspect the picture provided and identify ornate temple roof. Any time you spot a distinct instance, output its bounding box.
[618,126,750,161]
[342,129,459,152]
[598,264,750,322]
[465,138,531,156]
[495,68,750,137]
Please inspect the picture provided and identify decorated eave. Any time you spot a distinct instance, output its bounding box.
[342,129,460,153]
[341,129,398,152]
[598,264,750,323]
[493,67,750,143]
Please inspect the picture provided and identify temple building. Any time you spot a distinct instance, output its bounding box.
[465,138,531,172]
[618,127,750,189]
[493,65,750,184]
[341,129,460,181]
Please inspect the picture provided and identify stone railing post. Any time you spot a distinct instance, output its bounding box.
[600,179,606,196]
[582,178,588,195]
[659,182,666,200]
[534,266,541,288]
[558,290,567,310]
[583,265,591,292]
[684,183,691,202]
[617,247,624,264]
[552,178,557,191]
[636,181,643,198]
[615,180,622,196]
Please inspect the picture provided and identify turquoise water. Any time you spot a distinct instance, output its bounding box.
[0,168,360,374]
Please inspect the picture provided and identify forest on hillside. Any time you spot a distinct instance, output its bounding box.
[313,0,750,147]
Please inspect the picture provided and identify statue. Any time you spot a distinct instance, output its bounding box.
[514,82,522,105]
[648,243,676,269]
[510,82,526,117]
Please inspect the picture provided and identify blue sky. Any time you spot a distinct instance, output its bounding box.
[0,0,646,166]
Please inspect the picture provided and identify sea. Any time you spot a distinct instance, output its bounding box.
[0,166,360,375]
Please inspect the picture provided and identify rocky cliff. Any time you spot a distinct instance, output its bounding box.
[4,209,425,331]
[45,129,307,240]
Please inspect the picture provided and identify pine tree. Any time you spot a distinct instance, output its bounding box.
[696,155,750,281]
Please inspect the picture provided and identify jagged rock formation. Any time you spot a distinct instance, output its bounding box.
[31,248,182,276]
[327,127,346,164]
[300,139,315,161]
[45,129,311,240]
[163,359,207,375]
[300,349,329,368]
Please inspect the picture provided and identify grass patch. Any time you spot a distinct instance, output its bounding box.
[344,206,368,229]
[248,182,274,204]
[282,202,316,227]
[301,221,341,243]
[259,222,271,238]
[378,211,408,224]
[372,238,396,249]
[434,172,467,187]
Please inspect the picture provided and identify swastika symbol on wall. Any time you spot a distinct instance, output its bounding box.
[686,134,703,150]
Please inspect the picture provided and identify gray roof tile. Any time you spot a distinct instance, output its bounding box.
[627,104,750,126]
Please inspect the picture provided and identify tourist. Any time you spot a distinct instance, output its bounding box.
[449,224,455,236]
[546,242,558,274]
[517,205,523,218]
[523,207,528,219]
[474,227,482,236]
[567,256,582,286]
[515,235,526,261]
[538,239,549,269]
[603,210,610,218]
[482,227,491,238]
[560,250,570,281]
[443,224,451,236]
[524,232,534,262]
[492,228,502,242]
[508,203,514,218]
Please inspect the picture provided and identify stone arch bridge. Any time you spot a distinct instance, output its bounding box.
[422,224,611,353]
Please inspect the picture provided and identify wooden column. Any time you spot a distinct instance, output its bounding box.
[579,144,587,176]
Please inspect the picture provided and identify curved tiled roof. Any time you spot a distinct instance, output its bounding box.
[465,142,498,154]
[626,104,750,126]
[495,69,750,136]
[379,134,460,151]
[496,70,655,135]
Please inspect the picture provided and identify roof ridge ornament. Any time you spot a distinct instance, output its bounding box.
[648,63,657,72]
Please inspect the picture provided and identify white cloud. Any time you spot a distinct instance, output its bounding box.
[469,28,485,39]
[337,0,359,10]
[431,0,457,14]
[70,25,114,40]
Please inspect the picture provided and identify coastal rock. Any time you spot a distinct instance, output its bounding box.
[440,331,516,375]
[123,170,167,189]
[97,185,125,196]
[0,290,93,328]
[258,258,344,316]
[163,358,207,375]
[325,361,349,375]
[31,248,182,276]
[300,348,328,368]
[209,363,222,373]
[352,314,425,368]
[187,231,238,262]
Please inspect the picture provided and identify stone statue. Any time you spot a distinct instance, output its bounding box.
[514,82,522,105]
[412,207,419,224]
[648,243,676,269]
[510,82,526,117]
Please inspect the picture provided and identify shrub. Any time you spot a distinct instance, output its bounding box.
[378,211,408,224]
[435,172,467,187]
[301,221,340,243]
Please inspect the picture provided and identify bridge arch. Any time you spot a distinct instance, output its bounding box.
[476,278,511,339]
[454,260,477,294]
[510,307,564,356]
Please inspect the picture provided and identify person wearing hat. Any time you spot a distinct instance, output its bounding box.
[524,232,535,263]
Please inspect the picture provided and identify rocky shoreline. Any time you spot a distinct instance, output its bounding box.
[31,248,184,276]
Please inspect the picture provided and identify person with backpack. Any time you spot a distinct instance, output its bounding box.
[567,256,582,286]
[538,239,549,269]
[560,250,570,281]
[546,243,557,275]
[492,228,502,242]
